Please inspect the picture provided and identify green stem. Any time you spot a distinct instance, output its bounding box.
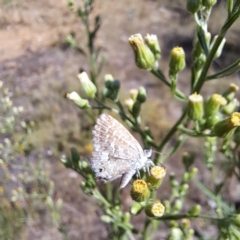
[150,69,187,101]
[194,10,240,92]
[150,68,170,86]
[106,183,112,203]
[114,98,127,116]
[85,109,95,122]
[155,108,188,165]
[156,213,220,221]
[204,7,212,23]
[161,134,186,163]
[227,0,233,13]
[92,189,111,208]
[170,74,177,98]
[90,53,97,85]
[178,125,215,137]
[142,218,151,240]
[206,58,240,80]
[80,6,99,93]
[193,12,201,26]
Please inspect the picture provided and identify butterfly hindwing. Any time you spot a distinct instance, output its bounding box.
[91,114,144,181]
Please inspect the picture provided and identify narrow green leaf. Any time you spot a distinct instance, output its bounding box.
[206,59,240,80]
[196,180,216,198]
[196,180,231,212]
[197,26,209,56]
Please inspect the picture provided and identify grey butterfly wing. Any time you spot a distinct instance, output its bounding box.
[91,114,144,182]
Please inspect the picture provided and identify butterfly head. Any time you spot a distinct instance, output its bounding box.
[143,149,152,158]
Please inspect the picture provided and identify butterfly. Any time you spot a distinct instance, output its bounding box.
[91,114,154,188]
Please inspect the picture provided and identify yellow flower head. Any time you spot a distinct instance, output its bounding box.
[145,200,165,217]
[130,179,150,202]
[146,165,166,189]
[230,112,240,127]
[213,112,240,138]
[150,166,166,179]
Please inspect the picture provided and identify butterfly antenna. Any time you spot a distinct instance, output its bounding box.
[151,149,166,157]
[151,150,166,167]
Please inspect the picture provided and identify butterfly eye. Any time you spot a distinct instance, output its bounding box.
[144,149,152,158]
[99,168,103,172]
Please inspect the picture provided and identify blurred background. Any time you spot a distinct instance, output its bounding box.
[0,0,239,239]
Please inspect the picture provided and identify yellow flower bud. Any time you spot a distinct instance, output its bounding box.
[66,92,90,109]
[129,89,138,101]
[169,47,186,76]
[179,183,189,196]
[124,98,134,112]
[210,35,226,59]
[182,218,191,228]
[137,86,147,103]
[104,74,114,88]
[188,92,204,121]
[188,204,201,216]
[168,227,183,239]
[78,72,97,98]
[129,33,155,70]
[229,83,239,92]
[223,83,239,102]
[144,34,161,60]
[205,94,227,118]
[173,199,183,212]
[221,99,239,115]
[205,31,212,47]
[101,215,112,223]
[130,179,150,202]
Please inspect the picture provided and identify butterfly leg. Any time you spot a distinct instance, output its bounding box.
[120,169,136,189]
[147,159,155,166]
[145,160,155,175]
[136,169,141,178]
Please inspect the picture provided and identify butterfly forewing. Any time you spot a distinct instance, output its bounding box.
[91,114,144,182]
